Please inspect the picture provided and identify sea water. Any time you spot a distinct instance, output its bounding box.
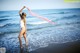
[0,8,80,52]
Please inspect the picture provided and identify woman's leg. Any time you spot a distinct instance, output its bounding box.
[18,29,25,49]
[23,31,28,47]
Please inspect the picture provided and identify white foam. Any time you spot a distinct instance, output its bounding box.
[28,21,48,25]
[0,24,5,27]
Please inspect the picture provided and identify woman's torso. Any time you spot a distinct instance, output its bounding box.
[20,19,26,29]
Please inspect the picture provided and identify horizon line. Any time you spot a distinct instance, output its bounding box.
[0,7,80,11]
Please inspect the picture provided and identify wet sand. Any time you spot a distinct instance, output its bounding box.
[5,40,80,53]
[30,40,80,53]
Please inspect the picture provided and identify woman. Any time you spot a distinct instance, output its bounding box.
[18,6,54,49]
[18,6,28,49]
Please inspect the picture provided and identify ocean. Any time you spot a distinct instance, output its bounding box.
[0,8,80,53]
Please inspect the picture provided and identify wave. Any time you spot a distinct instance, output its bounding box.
[0,31,19,35]
[59,12,69,14]
[28,21,80,31]
[0,19,80,28]
[0,23,18,28]
[0,24,5,27]
[61,15,80,20]
[28,21,48,25]
[64,15,79,18]
[0,22,40,28]
[44,12,70,15]
[0,15,10,18]
[0,19,9,22]
[27,21,80,31]
[55,15,80,21]
[27,16,34,18]
[0,21,47,28]
[0,21,80,35]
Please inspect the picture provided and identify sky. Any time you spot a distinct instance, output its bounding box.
[0,0,80,11]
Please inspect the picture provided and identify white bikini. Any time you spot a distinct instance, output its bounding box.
[20,20,25,28]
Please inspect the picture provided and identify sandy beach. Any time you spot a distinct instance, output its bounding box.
[5,40,80,53]
[30,40,80,53]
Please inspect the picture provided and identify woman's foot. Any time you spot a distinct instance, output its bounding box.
[20,46,23,49]
[20,47,23,53]
[26,42,28,47]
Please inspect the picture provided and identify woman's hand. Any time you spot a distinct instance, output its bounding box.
[19,6,26,14]
[23,6,26,8]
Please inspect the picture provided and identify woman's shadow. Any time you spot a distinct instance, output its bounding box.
[20,48,29,53]
[20,48,24,53]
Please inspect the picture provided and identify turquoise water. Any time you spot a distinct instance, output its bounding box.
[0,8,80,52]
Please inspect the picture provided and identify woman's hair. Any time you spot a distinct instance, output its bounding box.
[21,12,26,24]
[22,12,26,18]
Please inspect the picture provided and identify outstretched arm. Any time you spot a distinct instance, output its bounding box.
[19,6,26,14]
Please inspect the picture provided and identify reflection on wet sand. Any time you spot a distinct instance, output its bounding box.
[20,48,29,53]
